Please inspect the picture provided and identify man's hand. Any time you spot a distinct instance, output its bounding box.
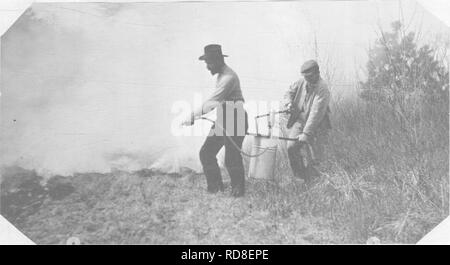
[180,113,195,126]
[181,119,194,126]
[298,133,311,144]
[285,102,292,111]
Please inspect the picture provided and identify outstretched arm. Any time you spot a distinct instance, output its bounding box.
[182,75,235,126]
[192,75,234,118]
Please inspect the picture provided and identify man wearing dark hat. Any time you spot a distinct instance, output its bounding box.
[283,60,331,183]
[181,44,248,197]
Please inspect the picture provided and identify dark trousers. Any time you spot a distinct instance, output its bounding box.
[199,106,248,193]
[199,133,246,192]
[287,140,308,179]
[286,122,322,181]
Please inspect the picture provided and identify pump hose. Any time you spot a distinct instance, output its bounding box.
[199,117,274,158]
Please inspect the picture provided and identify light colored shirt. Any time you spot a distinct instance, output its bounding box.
[207,65,244,103]
[284,77,331,136]
[297,82,316,113]
[193,64,244,118]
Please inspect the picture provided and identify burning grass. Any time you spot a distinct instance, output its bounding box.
[1,97,448,244]
[1,167,341,244]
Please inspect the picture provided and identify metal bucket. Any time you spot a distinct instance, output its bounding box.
[248,136,278,180]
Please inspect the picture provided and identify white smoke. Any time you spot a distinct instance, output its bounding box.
[1,2,439,178]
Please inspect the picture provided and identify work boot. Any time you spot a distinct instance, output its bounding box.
[289,151,308,180]
[203,165,224,194]
[231,186,245,197]
[207,186,220,194]
[226,165,245,197]
[293,171,307,180]
[218,181,225,192]
[304,166,321,186]
[207,179,225,193]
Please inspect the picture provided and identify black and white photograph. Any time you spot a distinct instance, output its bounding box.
[0,0,449,246]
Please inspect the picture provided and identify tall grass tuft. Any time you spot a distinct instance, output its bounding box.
[249,95,448,243]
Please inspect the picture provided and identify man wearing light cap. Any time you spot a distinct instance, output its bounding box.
[181,44,248,197]
[283,59,331,183]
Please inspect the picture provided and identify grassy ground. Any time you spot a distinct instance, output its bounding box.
[2,168,343,245]
[1,98,448,245]
[300,98,450,243]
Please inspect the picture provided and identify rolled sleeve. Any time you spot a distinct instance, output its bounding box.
[193,74,235,118]
[206,75,234,104]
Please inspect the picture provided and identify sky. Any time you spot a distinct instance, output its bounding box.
[1,1,449,177]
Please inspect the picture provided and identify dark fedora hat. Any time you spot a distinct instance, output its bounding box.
[199,44,228,61]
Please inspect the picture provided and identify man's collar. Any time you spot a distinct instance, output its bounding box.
[305,77,322,92]
[218,64,228,75]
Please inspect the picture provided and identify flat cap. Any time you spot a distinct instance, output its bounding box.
[301,60,319,74]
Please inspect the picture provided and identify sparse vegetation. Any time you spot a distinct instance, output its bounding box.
[1,21,448,245]
[253,21,449,243]
[1,168,342,244]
